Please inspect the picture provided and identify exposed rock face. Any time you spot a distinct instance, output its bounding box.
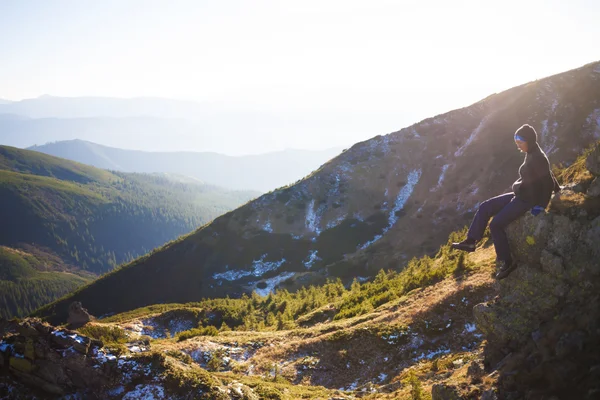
[586,144,600,176]
[0,319,265,399]
[431,383,461,400]
[473,165,600,398]
[67,301,92,328]
[0,319,106,396]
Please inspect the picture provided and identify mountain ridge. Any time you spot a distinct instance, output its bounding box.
[27,140,344,192]
[35,60,600,323]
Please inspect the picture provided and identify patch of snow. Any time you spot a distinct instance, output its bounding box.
[303,250,321,269]
[254,272,295,296]
[345,379,360,391]
[455,118,487,157]
[0,342,14,353]
[326,214,347,229]
[388,169,421,227]
[122,384,165,400]
[263,221,273,233]
[251,254,286,276]
[551,98,558,113]
[464,323,477,333]
[213,255,287,282]
[409,334,424,349]
[594,63,600,74]
[378,373,388,382]
[356,276,370,283]
[431,164,450,191]
[358,169,422,250]
[358,234,382,250]
[305,199,321,235]
[213,268,251,281]
[107,386,125,396]
[414,347,451,361]
[291,234,302,240]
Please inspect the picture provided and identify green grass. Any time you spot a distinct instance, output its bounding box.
[176,325,219,341]
[77,324,129,345]
[81,228,475,334]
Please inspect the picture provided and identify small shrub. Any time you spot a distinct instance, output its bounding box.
[177,325,219,342]
[166,350,193,365]
[78,324,128,345]
[207,348,226,372]
[404,370,428,400]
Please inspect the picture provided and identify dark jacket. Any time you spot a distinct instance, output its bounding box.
[512,143,560,207]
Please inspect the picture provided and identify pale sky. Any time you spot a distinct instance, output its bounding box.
[0,0,598,153]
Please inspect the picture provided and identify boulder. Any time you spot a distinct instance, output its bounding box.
[10,369,64,396]
[473,192,600,398]
[431,383,461,400]
[67,301,92,328]
[9,356,36,374]
[586,145,600,176]
[466,360,484,381]
[583,216,600,260]
[481,390,498,400]
[505,212,552,266]
[588,178,600,197]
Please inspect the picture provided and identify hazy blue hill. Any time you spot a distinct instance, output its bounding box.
[27,140,343,191]
[0,145,258,318]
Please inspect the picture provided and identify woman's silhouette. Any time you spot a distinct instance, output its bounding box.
[451,124,560,279]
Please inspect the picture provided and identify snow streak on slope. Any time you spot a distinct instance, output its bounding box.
[305,199,321,235]
[213,255,287,281]
[454,118,487,157]
[360,169,422,249]
[431,164,450,192]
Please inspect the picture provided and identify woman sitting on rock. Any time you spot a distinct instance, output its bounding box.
[451,124,560,280]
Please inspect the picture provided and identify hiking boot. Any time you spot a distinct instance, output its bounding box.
[495,260,517,280]
[451,238,476,253]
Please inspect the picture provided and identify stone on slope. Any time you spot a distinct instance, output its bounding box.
[474,201,600,344]
[431,383,461,400]
[586,144,600,176]
[587,178,600,197]
[67,301,91,328]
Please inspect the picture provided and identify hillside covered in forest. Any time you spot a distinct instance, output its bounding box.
[0,146,258,318]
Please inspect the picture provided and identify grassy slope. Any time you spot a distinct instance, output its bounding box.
[76,241,498,399]
[0,145,257,318]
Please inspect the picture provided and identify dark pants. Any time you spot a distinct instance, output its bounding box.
[467,193,530,262]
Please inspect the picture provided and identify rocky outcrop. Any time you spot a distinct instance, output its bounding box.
[0,319,305,399]
[67,301,92,329]
[473,149,600,399]
[0,319,106,396]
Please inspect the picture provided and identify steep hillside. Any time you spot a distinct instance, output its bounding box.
[27,140,343,192]
[0,146,257,318]
[37,61,600,323]
[6,143,600,398]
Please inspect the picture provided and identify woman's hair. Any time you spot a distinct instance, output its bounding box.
[515,124,538,145]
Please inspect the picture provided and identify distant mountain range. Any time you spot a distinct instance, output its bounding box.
[0,145,258,318]
[0,95,407,155]
[28,140,343,192]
